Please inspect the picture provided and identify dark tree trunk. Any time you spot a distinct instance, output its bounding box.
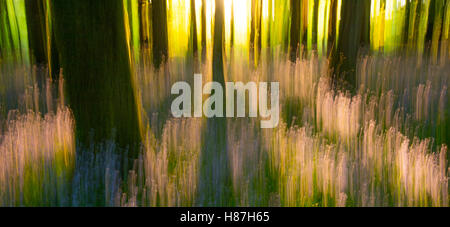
[402,0,411,51]
[436,0,447,63]
[51,0,143,165]
[151,0,168,69]
[201,0,207,64]
[213,0,225,85]
[138,0,150,45]
[330,0,371,91]
[267,0,273,50]
[425,0,445,63]
[425,0,436,45]
[301,0,308,48]
[256,0,262,66]
[425,0,436,58]
[191,0,199,71]
[312,0,319,50]
[198,0,233,206]
[250,0,262,68]
[25,0,46,65]
[49,25,60,80]
[250,0,256,65]
[25,0,60,79]
[412,0,422,48]
[290,0,301,62]
[327,0,338,57]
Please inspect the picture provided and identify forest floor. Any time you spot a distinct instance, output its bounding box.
[0,51,448,206]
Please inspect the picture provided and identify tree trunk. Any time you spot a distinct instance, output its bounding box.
[312,0,319,50]
[300,0,308,48]
[256,0,262,67]
[213,0,225,85]
[426,0,445,63]
[250,0,256,66]
[436,0,447,64]
[403,0,410,49]
[425,0,436,58]
[151,0,168,69]
[425,0,436,45]
[290,0,301,62]
[250,0,262,68]
[138,0,148,45]
[25,0,60,79]
[201,0,207,64]
[51,0,143,164]
[331,0,371,91]
[412,0,422,50]
[25,0,46,65]
[327,0,337,57]
[191,0,199,71]
[198,0,233,206]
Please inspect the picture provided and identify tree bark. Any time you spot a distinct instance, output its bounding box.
[250,0,256,65]
[213,0,225,85]
[256,0,262,66]
[25,0,60,79]
[425,0,436,45]
[327,0,338,57]
[201,0,207,64]
[151,0,168,69]
[51,0,143,163]
[312,0,319,50]
[250,0,262,68]
[330,0,371,91]
[300,0,308,48]
[191,0,199,71]
[25,0,46,65]
[401,0,411,52]
[290,0,301,62]
[198,0,233,206]
[138,0,150,46]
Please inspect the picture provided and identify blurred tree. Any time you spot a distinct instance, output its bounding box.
[138,0,153,71]
[250,0,262,68]
[267,0,273,50]
[25,0,45,64]
[289,0,301,62]
[425,0,436,45]
[327,0,337,57]
[331,0,371,91]
[191,0,199,72]
[426,0,445,63]
[230,0,234,59]
[201,0,207,64]
[138,0,151,47]
[411,0,423,52]
[402,0,411,51]
[51,0,143,168]
[312,0,319,50]
[198,0,234,206]
[152,0,168,69]
[213,0,225,86]
[25,0,59,79]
